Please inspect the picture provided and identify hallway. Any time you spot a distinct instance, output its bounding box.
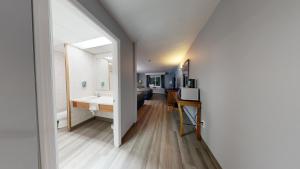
[58,94,215,169]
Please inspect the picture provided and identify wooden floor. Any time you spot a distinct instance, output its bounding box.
[57,94,216,169]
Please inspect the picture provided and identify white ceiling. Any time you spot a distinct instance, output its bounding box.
[100,0,220,73]
[51,0,112,54]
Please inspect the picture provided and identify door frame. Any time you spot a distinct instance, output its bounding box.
[32,0,122,169]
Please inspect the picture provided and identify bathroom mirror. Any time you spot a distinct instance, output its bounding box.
[95,57,110,91]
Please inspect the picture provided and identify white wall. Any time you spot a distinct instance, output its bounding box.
[182,0,300,169]
[0,0,39,168]
[109,65,113,89]
[77,0,137,136]
[68,45,96,99]
[67,45,95,126]
[54,50,67,113]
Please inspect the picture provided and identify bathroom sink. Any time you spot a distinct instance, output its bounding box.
[90,96,113,105]
[72,96,97,103]
[72,96,113,105]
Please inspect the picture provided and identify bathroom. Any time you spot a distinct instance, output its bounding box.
[51,0,120,168]
[57,44,114,129]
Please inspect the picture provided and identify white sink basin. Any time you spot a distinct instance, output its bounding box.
[72,96,113,105]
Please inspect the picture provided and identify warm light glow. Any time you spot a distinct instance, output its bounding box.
[73,37,112,49]
[157,44,191,68]
[161,49,187,66]
[173,55,185,64]
[179,64,183,69]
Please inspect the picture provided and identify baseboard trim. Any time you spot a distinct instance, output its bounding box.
[95,116,113,123]
[200,137,222,169]
[121,122,136,144]
[70,117,96,131]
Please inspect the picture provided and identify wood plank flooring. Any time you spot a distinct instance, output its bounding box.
[57,94,216,169]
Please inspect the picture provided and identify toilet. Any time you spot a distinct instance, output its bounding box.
[57,110,67,128]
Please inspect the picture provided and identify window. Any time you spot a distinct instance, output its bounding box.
[149,75,161,87]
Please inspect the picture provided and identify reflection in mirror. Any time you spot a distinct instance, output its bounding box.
[182,59,190,87]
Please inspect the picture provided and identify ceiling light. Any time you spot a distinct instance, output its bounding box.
[73,37,112,49]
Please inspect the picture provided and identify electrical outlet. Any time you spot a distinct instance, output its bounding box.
[201,120,206,128]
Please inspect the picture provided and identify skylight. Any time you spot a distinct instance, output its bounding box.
[73,37,112,49]
[105,56,112,60]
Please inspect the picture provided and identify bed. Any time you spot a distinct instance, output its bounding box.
[137,87,153,100]
[137,91,145,109]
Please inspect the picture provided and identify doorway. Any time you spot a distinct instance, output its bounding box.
[32,0,122,168]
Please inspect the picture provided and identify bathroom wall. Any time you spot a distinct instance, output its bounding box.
[67,45,95,126]
[53,50,67,113]
[109,64,112,89]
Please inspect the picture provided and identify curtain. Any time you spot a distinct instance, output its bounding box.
[146,75,150,87]
[161,75,165,88]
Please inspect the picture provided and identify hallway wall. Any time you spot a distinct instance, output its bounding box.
[182,0,300,169]
[0,0,39,168]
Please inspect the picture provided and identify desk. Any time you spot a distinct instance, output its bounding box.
[176,96,201,140]
[166,89,178,107]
